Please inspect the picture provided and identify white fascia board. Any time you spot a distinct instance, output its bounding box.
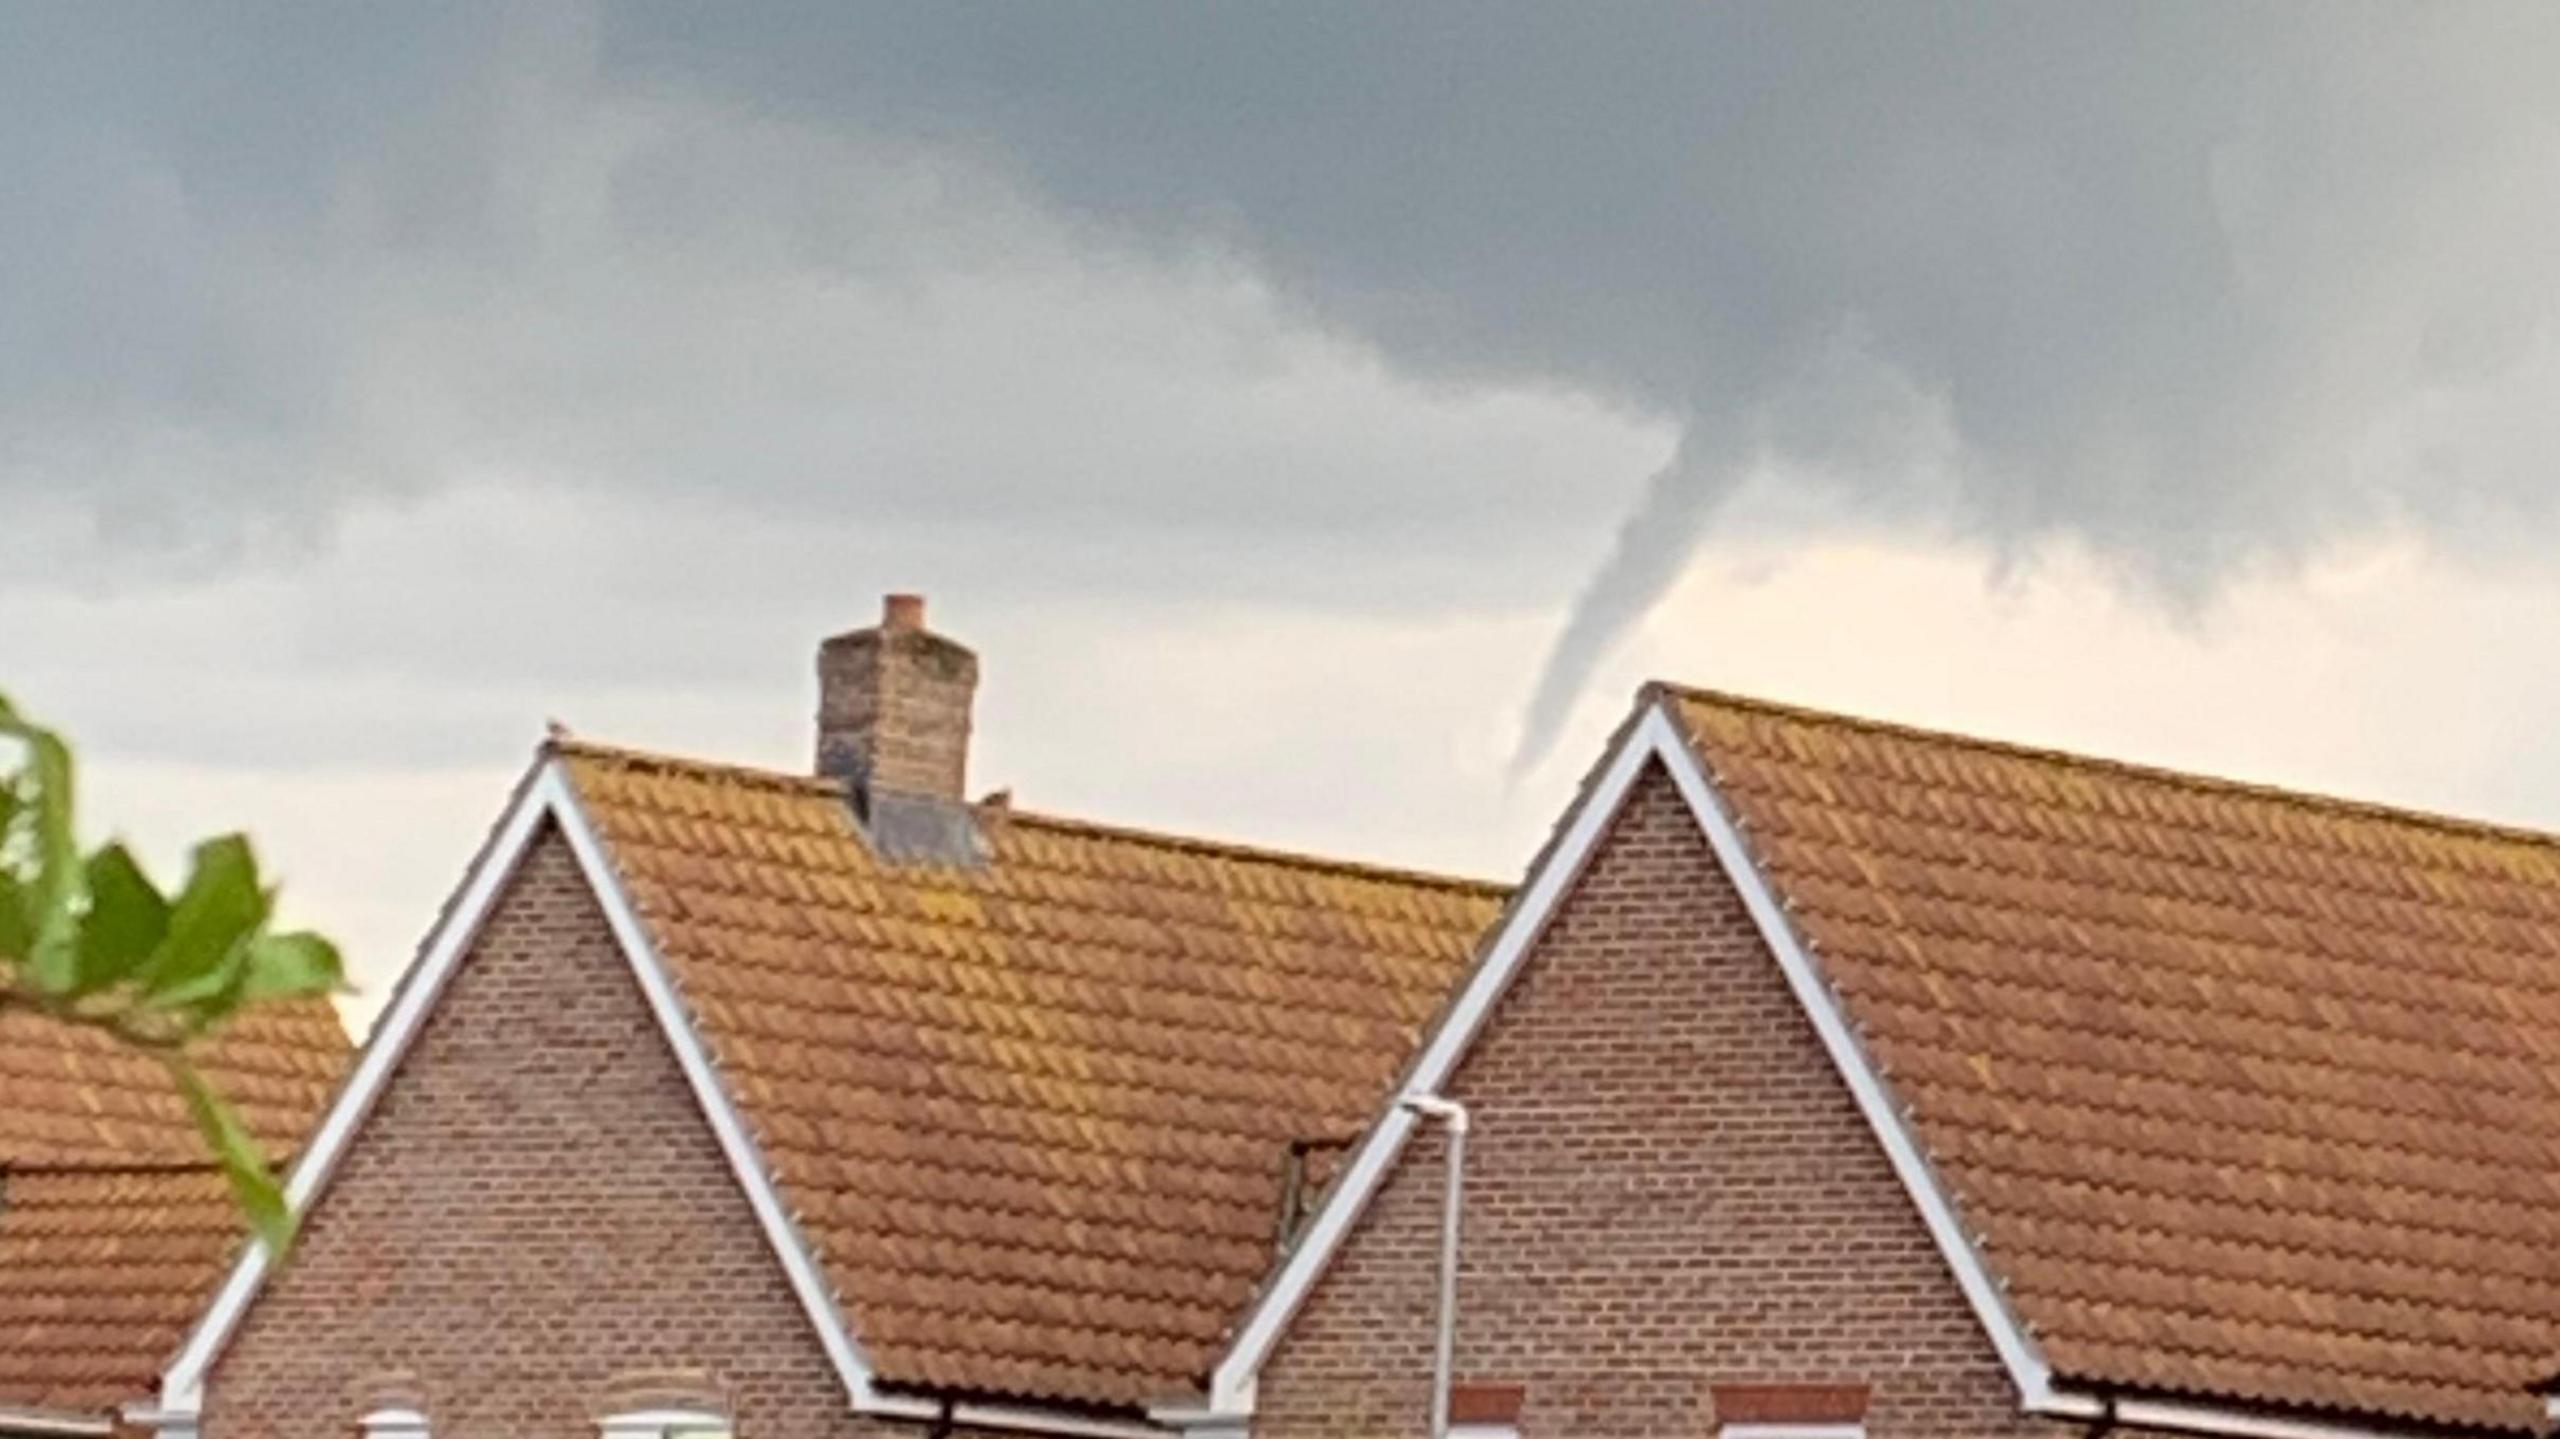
[565,773,1182,1439]
[152,747,1189,1439]
[566,777,1184,1439]
[1144,1410,1248,1439]
[1144,1400,1248,1439]
[1206,698,2061,1418]
[945,1403,1166,1439]
[158,754,563,1410]
[1654,734,2470,1439]
[1643,711,2065,1411]
[1204,704,1667,1413]
[1196,695,2494,1439]
[0,1408,116,1438]
[544,769,890,1408]
[157,758,896,1414]
[860,1394,1166,1439]
[2058,1396,2461,1439]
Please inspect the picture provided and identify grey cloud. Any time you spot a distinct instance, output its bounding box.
[608,2,2560,760]
[12,4,2560,768]
[1,4,1636,620]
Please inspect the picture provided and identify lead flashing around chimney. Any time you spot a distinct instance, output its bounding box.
[854,789,990,868]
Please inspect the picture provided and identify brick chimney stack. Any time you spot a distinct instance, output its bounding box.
[815,593,979,803]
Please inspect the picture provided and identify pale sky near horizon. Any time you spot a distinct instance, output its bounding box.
[9,4,2560,1029]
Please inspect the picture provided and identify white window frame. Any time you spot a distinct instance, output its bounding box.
[597,1408,731,1439]
[357,1407,431,1439]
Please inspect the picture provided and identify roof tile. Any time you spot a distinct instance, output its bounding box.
[0,995,345,1413]
[0,1166,256,1411]
[1673,686,2560,1433]
[557,742,1501,1410]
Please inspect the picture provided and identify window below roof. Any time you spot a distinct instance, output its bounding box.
[594,1367,731,1439]
[597,1409,731,1439]
[357,1406,430,1439]
[354,1372,432,1439]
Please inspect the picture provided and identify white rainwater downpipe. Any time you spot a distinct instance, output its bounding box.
[1400,1095,1471,1439]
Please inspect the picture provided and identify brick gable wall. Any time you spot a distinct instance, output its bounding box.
[206,825,861,1439]
[1255,764,2068,1439]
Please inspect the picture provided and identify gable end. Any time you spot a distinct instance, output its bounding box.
[154,757,883,1419]
[1203,697,2063,1425]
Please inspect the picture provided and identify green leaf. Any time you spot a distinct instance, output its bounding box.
[76,842,170,993]
[0,692,340,1257]
[170,1059,294,1257]
[0,869,27,964]
[142,945,250,1018]
[140,835,267,1005]
[238,931,343,1005]
[160,928,341,1037]
[0,717,83,996]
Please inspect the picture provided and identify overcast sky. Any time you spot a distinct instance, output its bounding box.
[9,4,2560,1025]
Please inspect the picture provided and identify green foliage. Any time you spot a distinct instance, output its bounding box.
[0,690,344,1256]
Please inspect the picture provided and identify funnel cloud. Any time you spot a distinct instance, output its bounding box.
[1513,438,1740,777]
[630,4,2560,764]
[10,5,2560,772]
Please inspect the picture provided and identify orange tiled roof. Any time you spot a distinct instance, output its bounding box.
[0,994,344,1412]
[0,1165,246,1412]
[0,1002,346,1165]
[556,742,1505,1410]
[1669,685,2560,1434]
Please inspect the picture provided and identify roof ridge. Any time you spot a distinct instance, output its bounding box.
[550,734,1507,896]
[548,736,842,794]
[1001,807,1508,897]
[1654,681,2560,857]
[1,1158,226,1175]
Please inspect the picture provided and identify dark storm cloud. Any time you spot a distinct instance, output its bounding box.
[9,5,2560,762]
[0,4,1628,611]
[611,2,2560,761]
[1,8,494,508]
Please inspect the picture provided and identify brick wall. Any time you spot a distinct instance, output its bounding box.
[1255,763,2069,1439]
[206,826,869,1439]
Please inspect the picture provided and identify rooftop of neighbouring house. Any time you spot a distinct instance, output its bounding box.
[0,999,347,1413]
[1663,683,2560,1434]
[552,735,1505,1408]
[525,592,1509,1410]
